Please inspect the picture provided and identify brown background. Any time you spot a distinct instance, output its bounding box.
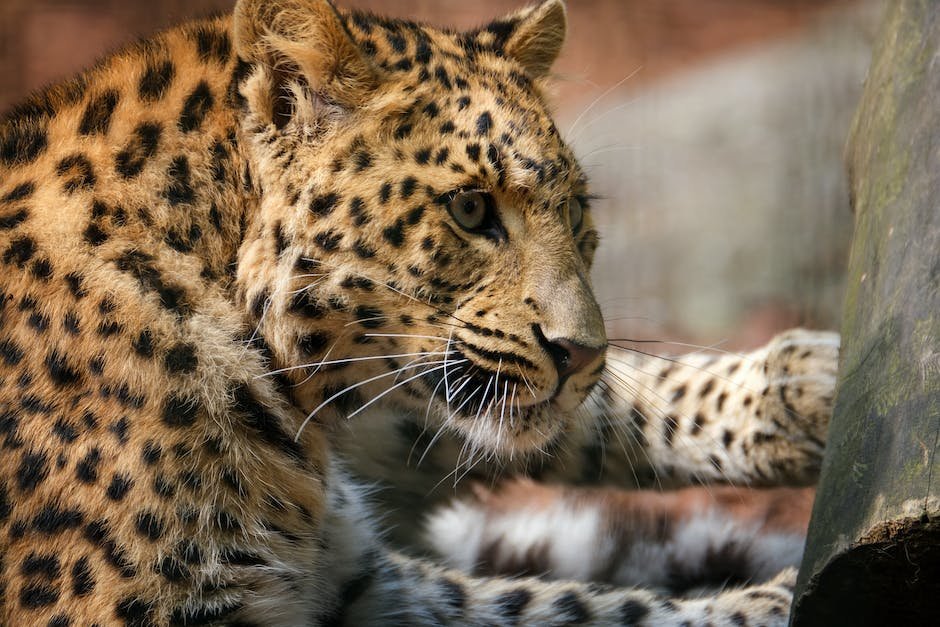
[1,0,853,115]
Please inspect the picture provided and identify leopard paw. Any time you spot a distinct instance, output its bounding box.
[755,329,839,481]
[763,329,839,436]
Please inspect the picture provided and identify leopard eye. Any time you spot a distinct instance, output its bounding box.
[448,190,489,231]
[567,197,583,233]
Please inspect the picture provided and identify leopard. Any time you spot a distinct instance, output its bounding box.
[0,0,840,625]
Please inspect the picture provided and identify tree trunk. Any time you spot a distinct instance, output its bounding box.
[791,1,940,625]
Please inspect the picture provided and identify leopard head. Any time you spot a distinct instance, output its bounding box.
[232,0,605,455]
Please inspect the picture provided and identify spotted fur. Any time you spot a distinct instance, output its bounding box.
[0,0,837,624]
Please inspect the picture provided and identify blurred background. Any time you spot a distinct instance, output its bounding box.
[0,0,885,350]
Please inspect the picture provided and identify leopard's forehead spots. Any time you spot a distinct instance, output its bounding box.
[336,11,585,201]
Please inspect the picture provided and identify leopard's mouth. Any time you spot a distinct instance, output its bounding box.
[420,347,556,425]
[424,347,529,397]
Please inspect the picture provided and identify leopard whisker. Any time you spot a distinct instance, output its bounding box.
[453,443,486,488]
[426,362,455,425]
[445,370,472,404]
[282,278,329,296]
[415,409,464,471]
[590,378,670,491]
[392,349,455,384]
[281,327,458,388]
[608,337,760,364]
[606,344,761,395]
[294,358,449,440]
[580,385,649,489]
[508,383,517,429]
[414,363,465,466]
[512,363,538,399]
[428,441,479,493]
[586,379,660,485]
[257,349,451,378]
[498,379,510,439]
[572,96,642,141]
[244,290,274,347]
[284,271,329,285]
[491,359,503,451]
[293,326,383,387]
[347,361,462,421]
[443,328,455,407]
[451,376,495,480]
[342,314,394,327]
[607,348,821,438]
[603,361,746,489]
[474,373,496,424]
[566,65,642,140]
[450,375,483,416]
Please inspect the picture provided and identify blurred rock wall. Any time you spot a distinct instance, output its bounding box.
[578,2,883,344]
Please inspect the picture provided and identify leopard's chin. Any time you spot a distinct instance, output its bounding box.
[430,396,568,458]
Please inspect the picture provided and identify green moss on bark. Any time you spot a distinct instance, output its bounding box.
[793,1,940,624]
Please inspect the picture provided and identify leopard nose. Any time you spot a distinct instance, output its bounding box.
[535,325,606,380]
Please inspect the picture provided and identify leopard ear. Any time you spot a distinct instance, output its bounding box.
[502,0,567,79]
[233,0,378,124]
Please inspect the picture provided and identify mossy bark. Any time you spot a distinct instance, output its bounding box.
[791,1,940,624]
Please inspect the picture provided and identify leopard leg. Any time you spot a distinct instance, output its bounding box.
[323,469,798,626]
[425,478,813,593]
[555,328,840,488]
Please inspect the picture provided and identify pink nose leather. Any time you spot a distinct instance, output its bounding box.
[545,337,605,380]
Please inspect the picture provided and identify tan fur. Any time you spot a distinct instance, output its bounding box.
[504,0,569,78]
[235,0,379,111]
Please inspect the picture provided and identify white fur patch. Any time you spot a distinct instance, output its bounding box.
[427,496,805,594]
[424,499,489,572]
[426,498,610,581]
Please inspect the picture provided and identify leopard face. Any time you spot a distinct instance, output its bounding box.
[233,0,606,454]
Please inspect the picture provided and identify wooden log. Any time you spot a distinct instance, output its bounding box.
[791,1,940,624]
